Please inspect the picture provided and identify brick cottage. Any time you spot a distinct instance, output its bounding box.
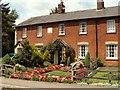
[15,0,120,66]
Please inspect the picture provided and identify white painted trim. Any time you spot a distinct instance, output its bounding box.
[78,42,89,45]
[35,43,43,46]
[105,41,118,45]
[106,57,118,60]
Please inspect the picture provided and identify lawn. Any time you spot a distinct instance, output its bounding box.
[80,71,119,84]
[44,70,71,76]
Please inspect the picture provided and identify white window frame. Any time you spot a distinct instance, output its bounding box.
[78,44,88,59]
[79,22,87,34]
[35,43,43,52]
[107,19,116,33]
[106,44,118,60]
[22,27,27,38]
[37,26,42,37]
[59,24,65,35]
[47,27,53,33]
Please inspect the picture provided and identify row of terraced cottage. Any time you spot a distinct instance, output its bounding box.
[15,0,120,66]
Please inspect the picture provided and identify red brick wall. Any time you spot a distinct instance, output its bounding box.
[97,17,119,66]
[16,17,119,66]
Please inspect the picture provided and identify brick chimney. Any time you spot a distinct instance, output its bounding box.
[58,1,65,14]
[97,0,105,10]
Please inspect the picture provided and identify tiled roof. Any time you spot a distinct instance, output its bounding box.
[17,6,120,27]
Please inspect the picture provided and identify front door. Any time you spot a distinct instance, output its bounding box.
[54,49,62,65]
[54,51,58,65]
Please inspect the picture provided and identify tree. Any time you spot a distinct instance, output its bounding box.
[13,40,44,67]
[50,7,58,15]
[1,3,18,56]
[84,52,90,68]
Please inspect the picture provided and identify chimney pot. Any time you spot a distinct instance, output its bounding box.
[97,0,105,10]
[58,2,65,14]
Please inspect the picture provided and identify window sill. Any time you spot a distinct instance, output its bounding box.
[106,57,118,60]
[37,35,42,38]
[59,34,65,36]
[78,57,85,59]
[22,36,27,38]
[79,33,87,35]
[107,32,116,34]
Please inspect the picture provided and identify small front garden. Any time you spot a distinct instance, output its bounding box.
[1,40,119,86]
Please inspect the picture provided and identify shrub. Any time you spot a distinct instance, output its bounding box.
[43,61,52,67]
[84,52,90,68]
[67,57,71,66]
[97,58,103,67]
[2,54,11,64]
[30,74,39,81]
[13,40,44,67]
[62,79,68,83]
[4,68,14,75]
[46,77,54,82]
[42,50,51,61]
[60,60,65,64]
[65,46,75,63]
[18,74,24,79]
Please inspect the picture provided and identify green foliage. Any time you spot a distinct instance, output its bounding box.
[46,77,54,82]
[30,74,39,81]
[67,57,71,66]
[84,52,90,68]
[112,74,120,80]
[18,74,24,79]
[50,7,58,15]
[97,58,103,67]
[43,61,52,67]
[60,60,65,64]
[2,3,18,56]
[13,40,44,67]
[65,46,75,63]
[2,54,11,64]
[42,50,51,61]
[4,68,14,75]
[62,79,68,83]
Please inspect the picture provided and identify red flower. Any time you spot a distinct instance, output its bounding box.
[11,73,20,78]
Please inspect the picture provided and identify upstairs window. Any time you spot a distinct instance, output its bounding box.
[47,27,53,33]
[107,19,115,33]
[37,26,42,37]
[59,24,65,35]
[80,22,87,34]
[22,27,27,38]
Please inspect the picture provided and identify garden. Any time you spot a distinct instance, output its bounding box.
[1,40,119,86]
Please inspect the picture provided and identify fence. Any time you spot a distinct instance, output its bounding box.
[0,64,16,76]
[71,69,92,81]
[71,68,119,83]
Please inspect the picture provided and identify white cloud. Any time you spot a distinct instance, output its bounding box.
[2,0,120,24]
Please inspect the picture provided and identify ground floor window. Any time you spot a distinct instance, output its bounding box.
[35,45,43,52]
[78,45,88,59]
[17,48,22,53]
[106,44,118,59]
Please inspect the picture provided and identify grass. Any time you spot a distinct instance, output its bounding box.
[82,78,118,84]
[79,71,119,84]
[44,70,71,76]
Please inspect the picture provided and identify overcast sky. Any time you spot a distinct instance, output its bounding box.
[1,0,120,24]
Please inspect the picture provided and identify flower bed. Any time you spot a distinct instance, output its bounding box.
[10,65,88,83]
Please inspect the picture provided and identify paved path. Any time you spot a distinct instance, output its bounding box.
[0,77,117,88]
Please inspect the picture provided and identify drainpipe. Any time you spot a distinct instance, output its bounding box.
[95,19,98,59]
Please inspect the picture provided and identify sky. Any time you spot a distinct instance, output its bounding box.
[1,0,120,25]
